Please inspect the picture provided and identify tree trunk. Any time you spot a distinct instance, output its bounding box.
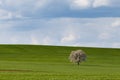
[77,62,80,65]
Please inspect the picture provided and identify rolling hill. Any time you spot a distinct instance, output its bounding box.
[0,45,120,80]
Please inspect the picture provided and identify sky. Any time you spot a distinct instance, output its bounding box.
[0,0,120,48]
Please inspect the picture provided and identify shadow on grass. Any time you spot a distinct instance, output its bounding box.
[0,69,33,72]
[81,64,104,67]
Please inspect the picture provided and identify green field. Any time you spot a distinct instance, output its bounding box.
[0,45,120,80]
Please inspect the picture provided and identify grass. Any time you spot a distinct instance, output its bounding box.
[0,45,120,80]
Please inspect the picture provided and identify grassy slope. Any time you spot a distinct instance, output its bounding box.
[0,45,120,80]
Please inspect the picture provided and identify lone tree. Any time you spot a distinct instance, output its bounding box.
[69,50,87,65]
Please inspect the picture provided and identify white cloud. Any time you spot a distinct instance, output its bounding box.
[70,0,116,9]
[0,8,25,19]
[0,0,120,19]
[98,32,111,40]
[31,35,39,44]
[70,0,91,9]
[0,0,50,19]
[34,0,48,10]
[3,0,48,11]
[31,35,53,45]
[74,42,108,48]
[61,34,77,43]
[0,20,14,29]
[4,0,23,6]
[0,17,120,48]
[10,37,18,43]
[93,0,110,8]
[0,1,2,5]
[0,9,12,19]
[112,42,120,48]
[14,14,23,19]
[42,36,52,45]
[4,0,33,8]
[111,20,120,27]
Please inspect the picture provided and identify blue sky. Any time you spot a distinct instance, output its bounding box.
[0,0,120,48]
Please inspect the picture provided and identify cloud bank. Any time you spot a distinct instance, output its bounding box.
[0,0,120,48]
[0,0,120,19]
[0,17,120,48]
